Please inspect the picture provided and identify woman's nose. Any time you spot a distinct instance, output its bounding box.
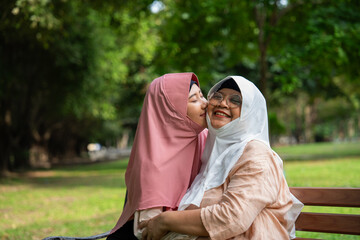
[219,98,229,108]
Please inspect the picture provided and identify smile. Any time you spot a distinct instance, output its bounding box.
[214,111,230,117]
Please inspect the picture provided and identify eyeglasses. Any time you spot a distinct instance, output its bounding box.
[208,92,242,108]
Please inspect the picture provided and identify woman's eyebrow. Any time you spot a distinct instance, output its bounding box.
[188,90,203,99]
[218,90,240,96]
[188,93,196,99]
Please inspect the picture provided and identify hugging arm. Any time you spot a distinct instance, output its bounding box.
[140,208,208,240]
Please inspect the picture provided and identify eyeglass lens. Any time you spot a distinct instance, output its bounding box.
[209,92,241,108]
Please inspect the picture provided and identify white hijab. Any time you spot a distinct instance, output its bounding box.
[179,76,303,239]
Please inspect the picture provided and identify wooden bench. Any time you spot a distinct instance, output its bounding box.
[290,187,360,239]
[42,187,360,240]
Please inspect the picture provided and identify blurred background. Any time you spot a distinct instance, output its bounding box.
[1,0,359,172]
[1,1,360,239]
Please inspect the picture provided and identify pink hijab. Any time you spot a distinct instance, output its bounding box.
[110,73,208,233]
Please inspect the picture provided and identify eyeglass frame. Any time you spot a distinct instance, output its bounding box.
[208,91,242,109]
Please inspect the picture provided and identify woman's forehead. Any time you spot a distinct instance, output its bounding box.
[188,84,201,97]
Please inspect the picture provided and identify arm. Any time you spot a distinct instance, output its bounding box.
[134,208,163,239]
[139,209,209,240]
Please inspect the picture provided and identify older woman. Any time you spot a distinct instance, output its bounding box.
[107,73,208,240]
[140,76,302,240]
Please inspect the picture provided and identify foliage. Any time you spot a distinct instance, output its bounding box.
[272,0,360,97]
[0,0,157,172]
[268,111,286,138]
[1,0,359,172]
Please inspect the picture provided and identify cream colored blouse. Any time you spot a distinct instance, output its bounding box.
[199,140,293,240]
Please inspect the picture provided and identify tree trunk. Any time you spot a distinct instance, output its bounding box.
[253,0,306,99]
[304,105,312,142]
[118,130,130,149]
[259,42,268,99]
[254,2,269,99]
[294,97,304,143]
[0,109,11,174]
[304,99,318,143]
[347,117,358,140]
[0,143,10,176]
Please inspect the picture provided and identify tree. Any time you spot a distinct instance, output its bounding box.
[271,0,360,141]
[152,0,360,142]
[1,0,359,174]
[0,0,158,174]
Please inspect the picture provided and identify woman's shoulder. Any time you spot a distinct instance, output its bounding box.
[243,139,272,155]
[240,140,282,170]
[230,140,272,175]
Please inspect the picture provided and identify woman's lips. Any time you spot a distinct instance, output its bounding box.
[214,110,230,117]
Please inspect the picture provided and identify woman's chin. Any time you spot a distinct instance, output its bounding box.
[211,118,230,129]
[194,119,207,129]
[201,119,208,128]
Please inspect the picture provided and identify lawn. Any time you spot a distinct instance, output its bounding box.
[1,142,359,240]
[273,141,360,161]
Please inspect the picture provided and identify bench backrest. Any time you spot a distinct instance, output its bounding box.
[289,187,360,238]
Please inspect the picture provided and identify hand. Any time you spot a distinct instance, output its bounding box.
[139,213,168,240]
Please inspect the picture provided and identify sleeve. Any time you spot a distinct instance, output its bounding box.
[200,142,282,240]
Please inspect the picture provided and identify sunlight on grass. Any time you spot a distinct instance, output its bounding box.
[274,141,360,160]
[284,157,360,187]
[0,160,128,240]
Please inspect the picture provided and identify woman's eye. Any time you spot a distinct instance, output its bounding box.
[213,95,222,100]
[230,97,241,105]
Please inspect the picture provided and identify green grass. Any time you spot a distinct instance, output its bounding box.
[1,142,359,240]
[0,161,128,240]
[284,157,360,187]
[284,157,360,240]
[274,141,360,161]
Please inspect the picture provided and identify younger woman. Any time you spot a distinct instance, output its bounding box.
[107,73,208,240]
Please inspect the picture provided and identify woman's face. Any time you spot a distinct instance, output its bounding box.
[208,88,242,129]
[187,84,208,128]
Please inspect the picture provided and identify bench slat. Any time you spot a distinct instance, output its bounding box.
[290,187,360,207]
[295,212,360,235]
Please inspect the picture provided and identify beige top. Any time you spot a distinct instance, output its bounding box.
[199,140,293,240]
